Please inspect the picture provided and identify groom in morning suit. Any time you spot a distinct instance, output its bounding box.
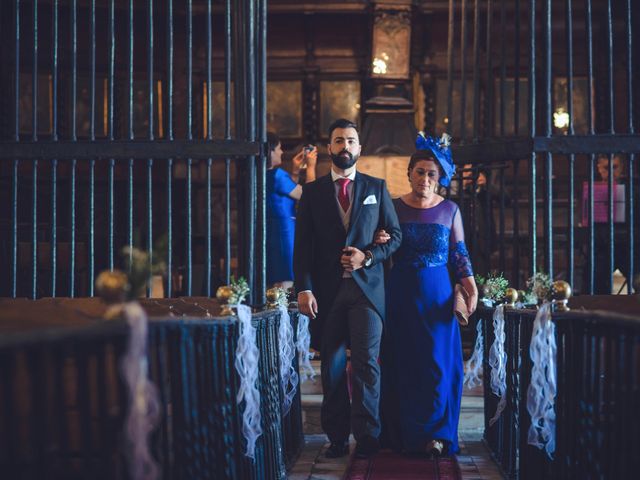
[293,118,402,458]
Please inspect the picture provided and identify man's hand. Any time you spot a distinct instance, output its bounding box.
[373,229,390,245]
[298,291,318,319]
[341,246,366,272]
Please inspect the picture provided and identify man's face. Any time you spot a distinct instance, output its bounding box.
[597,156,622,182]
[328,127,361,170]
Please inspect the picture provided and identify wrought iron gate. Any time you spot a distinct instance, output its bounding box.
[0,0,267,303]
[445,0,639,294]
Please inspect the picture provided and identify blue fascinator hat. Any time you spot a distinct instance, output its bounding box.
[415,131,455,187]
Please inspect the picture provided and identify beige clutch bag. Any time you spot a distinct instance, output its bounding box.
[454,284,470,326]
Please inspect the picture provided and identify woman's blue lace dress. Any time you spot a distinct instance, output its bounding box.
[382,198,473,454]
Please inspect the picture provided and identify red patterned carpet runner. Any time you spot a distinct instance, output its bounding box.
[344,451,462,480]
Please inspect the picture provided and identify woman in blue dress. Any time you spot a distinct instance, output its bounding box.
[266,132,317,288]
[375,134,478,456]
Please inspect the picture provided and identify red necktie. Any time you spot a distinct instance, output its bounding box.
[337,178,351,213]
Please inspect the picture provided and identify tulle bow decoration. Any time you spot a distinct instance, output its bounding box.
[415,132,455,187]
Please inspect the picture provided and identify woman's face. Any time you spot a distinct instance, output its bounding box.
[597,156,622,182]
[409,159,440,197]
[270,142,283,167]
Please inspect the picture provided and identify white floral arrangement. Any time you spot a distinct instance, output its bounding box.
[525,272,552,305]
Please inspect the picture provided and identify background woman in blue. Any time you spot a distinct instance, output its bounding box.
[266,132,317,288]
[375,134,478,456]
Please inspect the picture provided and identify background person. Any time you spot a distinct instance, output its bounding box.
[266,131,317,289]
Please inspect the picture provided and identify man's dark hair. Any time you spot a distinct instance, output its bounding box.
[328,118,358,140]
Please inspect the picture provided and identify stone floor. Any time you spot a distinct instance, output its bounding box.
[288,362,504,480]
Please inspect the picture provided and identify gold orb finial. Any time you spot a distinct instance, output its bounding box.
[95,270,129,304]
[266,287,280,303]
[551,280,572,311]
[216,285,235,316]
[216,285,233,301]
[265,287,288,310]
[504,287,518,306]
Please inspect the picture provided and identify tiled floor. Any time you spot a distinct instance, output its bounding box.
[290,379,504,480]
[456,387,505,480]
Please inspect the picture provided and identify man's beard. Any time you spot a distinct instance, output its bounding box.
[331,150,358,169]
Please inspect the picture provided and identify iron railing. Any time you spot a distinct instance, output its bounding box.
[0,297,303,479]
[479,298,640,479]
[2,1,638,297]
[0,0,267,303]
[443,0,639,293]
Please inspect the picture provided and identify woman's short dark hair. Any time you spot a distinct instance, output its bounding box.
[328,118,358,140]
[266,131,280,168]
[267,131,280,152]
[407,150,443,178]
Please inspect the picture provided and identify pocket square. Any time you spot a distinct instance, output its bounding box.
[363,195,377,205]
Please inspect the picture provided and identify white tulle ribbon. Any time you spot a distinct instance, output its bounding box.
[120,302,161,480]
[277,306,299,415]
[295,313,316,383]
[463,318,483,389]
[526,302,556,458]
[488,304,507,426]
[233,304,262,459]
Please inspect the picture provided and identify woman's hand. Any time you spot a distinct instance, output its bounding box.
[305,146,318,167]
[292,146,318,172]
[373,229,390,245]
[460,276,479,315]
[292,150,305,172]
[466,290,478,315]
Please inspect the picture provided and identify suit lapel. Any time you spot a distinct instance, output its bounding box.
[319,174,344,230]
[347,172,367,239]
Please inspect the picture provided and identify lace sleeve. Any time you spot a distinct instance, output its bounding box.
[449,206,474,280]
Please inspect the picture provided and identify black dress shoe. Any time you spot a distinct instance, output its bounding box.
[425,439,445,457]
[354,436,380,459]
[325,441,349,458]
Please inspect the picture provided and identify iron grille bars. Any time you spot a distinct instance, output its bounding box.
[2,0,266,299]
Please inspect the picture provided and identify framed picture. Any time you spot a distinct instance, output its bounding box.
[207,81,302,139]
[18,73,52,136]
[208,81,235,139]
[76,77,108,138]
[132,80,163,139]
[319,81,361,137]
[267,81,302,138]
[493,78,529,137]
[371,11,411,79]
[553,77,591,135]
[434,79,477,139]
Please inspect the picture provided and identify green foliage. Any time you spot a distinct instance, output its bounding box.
[477,271,509,302]
[229,276,250,305]
[121,246,166,300]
